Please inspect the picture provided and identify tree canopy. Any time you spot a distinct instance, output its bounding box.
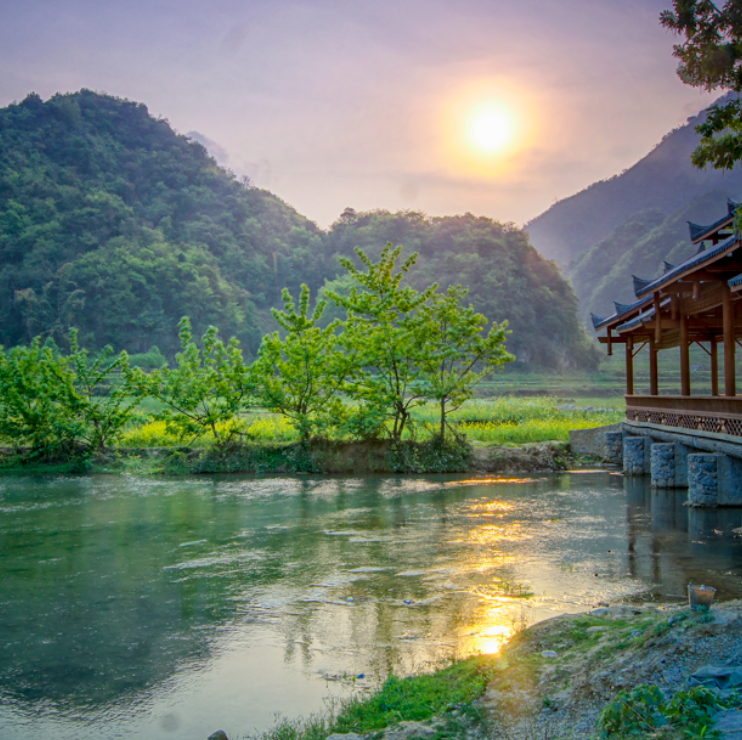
[661,1,742,169]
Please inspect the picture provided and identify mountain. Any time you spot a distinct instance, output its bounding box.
[0,90,596,369]
[526,97,742,318]
[0,90,335,356]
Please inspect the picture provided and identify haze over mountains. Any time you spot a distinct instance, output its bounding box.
[526,97,742,323]
[0,90,597,370]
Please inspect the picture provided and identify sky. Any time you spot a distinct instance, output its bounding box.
[0,0,719,228]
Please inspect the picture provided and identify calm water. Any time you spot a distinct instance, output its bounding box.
[1,471,742,740]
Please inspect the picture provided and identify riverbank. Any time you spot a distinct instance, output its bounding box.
[0,438,597,476]
[243,600,742,740]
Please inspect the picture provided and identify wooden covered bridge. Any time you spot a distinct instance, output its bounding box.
[592,199,742,505]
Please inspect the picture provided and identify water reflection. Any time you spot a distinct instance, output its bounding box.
[624,477,742,599]
[0,472,741,740]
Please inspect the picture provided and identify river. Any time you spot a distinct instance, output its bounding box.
[1,471,741,740]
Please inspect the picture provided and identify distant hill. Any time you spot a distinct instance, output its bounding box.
[526,97,742,319]
[0,90,597,369]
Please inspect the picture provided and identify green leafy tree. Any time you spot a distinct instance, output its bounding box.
[325,245,436,442]
[661,1,742,170]
[416,286,514,438]
[0,331,134,457]
[255,284,349,441]
[66,329,137,451]
[129,318,253,444]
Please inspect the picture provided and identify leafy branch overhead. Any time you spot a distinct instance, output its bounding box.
[661,1,742,169]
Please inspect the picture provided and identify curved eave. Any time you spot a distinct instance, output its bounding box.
[635,234,738,298]
[616,297,672,333]
[592,295,652,330]
[688,214,735,244]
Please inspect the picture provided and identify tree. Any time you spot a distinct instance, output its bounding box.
[255,284,349,441]
[128,318,253,444]
[661,1,742,169]
[325,245,436,442]
[0,331,135,457]
[416,286,514,438]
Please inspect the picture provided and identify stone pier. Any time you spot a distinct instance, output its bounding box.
[623,436,651,476]
[604,424,742,507]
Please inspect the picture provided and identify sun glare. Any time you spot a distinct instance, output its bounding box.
[468,106,515,155]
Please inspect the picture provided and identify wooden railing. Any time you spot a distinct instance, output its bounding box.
[626,395,742,437]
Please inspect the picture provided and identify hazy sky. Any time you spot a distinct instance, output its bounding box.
[0,0,718,227]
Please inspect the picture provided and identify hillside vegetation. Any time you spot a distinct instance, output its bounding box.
[0,90,596,369]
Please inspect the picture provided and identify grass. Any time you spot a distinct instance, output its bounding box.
[117,395,625,450]
[248,656,498,740]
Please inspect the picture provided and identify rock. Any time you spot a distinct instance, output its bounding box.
[383,721,439,740]
[541,650,558,658]
[716,709,742,739]
[208,732,229,740]
[586,626,608,634]
[326,734,365,740]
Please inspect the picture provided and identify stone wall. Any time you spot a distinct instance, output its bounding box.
[569,423,621,459]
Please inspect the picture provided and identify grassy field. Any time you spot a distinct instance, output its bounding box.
[120,395,625,449]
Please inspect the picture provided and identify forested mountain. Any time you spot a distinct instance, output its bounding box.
[0,90,330,356]
[0,90,596,369]
[526,97,742,319]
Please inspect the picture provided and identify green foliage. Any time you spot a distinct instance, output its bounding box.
[599,685,668,737]
[599,684,731,739]
[333,657,495,733]
[0,330,134,458]
[415,285,514,436]
[255,284,349,441]
[661,1,742,170]
[327,244,437,441]
[128,318,253,444]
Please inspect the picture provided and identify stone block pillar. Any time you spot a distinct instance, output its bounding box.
[688,453,721,507]
[623,436,650,475]
[604,431,623,465]
[650,442,689,488]
[651,444,676,488]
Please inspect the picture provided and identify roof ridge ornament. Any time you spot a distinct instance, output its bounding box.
[632,275,654,297]
[728,197,741,215]
[663,261,675,273]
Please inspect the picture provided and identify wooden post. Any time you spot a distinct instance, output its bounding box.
[649,338,659,396]
[680,312,690,396]
[711,337,719,396]
[607,328,612,357]
[626,335,634,396]
[725,287,737,397]
[654,292,661,343]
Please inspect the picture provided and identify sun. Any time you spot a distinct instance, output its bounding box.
[467,105,516,156]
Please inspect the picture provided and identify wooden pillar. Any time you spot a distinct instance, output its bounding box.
[654,292,662,343]
[626,336,634,396]
[723,284,736,396]
[680,312,690,396]
[649,338,658,396]
[711,337,719,397]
